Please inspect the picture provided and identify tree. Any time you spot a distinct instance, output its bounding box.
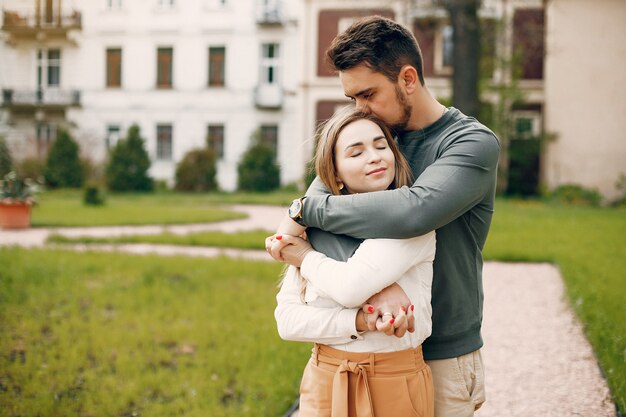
[439,0,481,117]
[0,135,12,178]
[105,124,153,192]
[237,131,280,192]
[175,148,218,192]
[44,129,84,188]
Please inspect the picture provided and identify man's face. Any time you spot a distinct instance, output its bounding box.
[339,65,412,133]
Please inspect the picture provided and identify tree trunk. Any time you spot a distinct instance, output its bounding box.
[443,0,481,118]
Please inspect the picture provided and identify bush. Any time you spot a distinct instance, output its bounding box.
[15,158,45,182]
[44,129,84,188]
[83,184,105,206]
[0,135,12,177]
[237,140,280,192]
[105,124,153,192]
[175,148,218,192]
[549,184,602,206]
[303,158,316,189]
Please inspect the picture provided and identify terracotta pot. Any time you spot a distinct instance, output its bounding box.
[0,201,32,229]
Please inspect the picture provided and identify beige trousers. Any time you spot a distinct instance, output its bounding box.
[298,344,434,417]
[425,349,486,417]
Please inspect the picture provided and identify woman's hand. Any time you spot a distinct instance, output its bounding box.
[267,234,313,268]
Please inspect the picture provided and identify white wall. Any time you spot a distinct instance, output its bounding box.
[544,0,626,201]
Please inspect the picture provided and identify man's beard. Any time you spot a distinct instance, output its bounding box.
[387,84,412,133]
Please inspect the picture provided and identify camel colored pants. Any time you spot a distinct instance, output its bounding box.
[298,344,434,417]
[425,349,486,417]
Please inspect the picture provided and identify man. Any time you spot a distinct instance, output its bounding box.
[268,16,499,417]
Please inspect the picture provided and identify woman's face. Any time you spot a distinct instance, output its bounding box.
[334,119,396,194]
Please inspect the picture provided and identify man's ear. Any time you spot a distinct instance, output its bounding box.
[399,65,418,94]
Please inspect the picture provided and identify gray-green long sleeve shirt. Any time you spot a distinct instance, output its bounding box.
[303,107,500,360]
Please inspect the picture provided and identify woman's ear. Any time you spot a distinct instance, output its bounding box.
[399,65,418,94]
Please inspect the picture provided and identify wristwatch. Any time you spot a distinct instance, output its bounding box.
[288,197,306,226]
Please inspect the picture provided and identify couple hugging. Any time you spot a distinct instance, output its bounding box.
[266,16,499,417]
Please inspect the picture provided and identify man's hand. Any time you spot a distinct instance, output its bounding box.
[362,283,415,338]
[265,215,306,261]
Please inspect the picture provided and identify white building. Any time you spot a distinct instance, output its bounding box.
[0,0,302,191]
[2,0,625,200]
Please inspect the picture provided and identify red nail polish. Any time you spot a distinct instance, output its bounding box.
[410,305,414,311]
[401,306,406,312]
[389,318,394,324]
[367,306,374,313]
[276,235,282,240]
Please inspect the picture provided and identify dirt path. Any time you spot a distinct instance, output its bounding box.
[0,205,617,416]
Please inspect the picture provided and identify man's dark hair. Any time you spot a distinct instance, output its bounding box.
[326,16,425,86]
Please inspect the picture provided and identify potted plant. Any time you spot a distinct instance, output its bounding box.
[0,171,41,229]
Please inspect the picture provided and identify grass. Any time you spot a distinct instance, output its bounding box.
[32,189,299,227]
[3,195,625,414]
[483,199,626,412]
[0,249,310,417]
[46,230,272,250]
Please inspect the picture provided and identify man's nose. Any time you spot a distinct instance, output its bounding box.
[355,99,370,114]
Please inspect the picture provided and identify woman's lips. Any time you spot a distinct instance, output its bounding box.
[366,167,386,176]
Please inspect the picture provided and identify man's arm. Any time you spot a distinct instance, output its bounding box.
[302,133,500,239]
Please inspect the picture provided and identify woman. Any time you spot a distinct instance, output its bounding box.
[271,107,436,417]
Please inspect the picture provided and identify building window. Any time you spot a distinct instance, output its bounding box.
[260,124,278,156]
[106,0,123,10]
[106,48,122,88]
[106,125,121,149]
[208,47,226,87]
[207,124,225,159]
[434,24,453,75]
[156,124,173,160]
[38,49,61,87]
[158,0,175,7]
[442,25,454,68]
[260,43,280,85]
[513,111,542,139]
[157,47,173,89]
[36,123,57,157]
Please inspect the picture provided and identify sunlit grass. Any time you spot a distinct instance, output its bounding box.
[0,248,309,417]
[31,189,299,227]
[46,230,272,250]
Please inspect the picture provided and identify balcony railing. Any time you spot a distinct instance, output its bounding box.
[254,84,283,109]
[256,1,283,25]
[2,88,81,109]
[2,10,82,40]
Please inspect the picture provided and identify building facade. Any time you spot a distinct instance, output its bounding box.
[1,0,302,191]
[2,0,624,200]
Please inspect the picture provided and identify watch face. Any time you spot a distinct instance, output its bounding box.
[289,200,301,218]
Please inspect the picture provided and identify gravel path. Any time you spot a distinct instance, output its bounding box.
[0,205,617,416]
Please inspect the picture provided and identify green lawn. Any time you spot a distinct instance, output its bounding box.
[0,249,309,417]
[47,230,271,250]
[3,196,625,414]
[484,199,626,412]
[31,189,299,227]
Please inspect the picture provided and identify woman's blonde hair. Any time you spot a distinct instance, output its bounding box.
[314,106,413,194]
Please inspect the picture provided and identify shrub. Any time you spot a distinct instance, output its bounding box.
[303,158,316,189]
[175,148,218,192]
[16,158,45,182]
[237,140,280,192]
[549,184,602,206]
[44,129,84,188]
[83,184,105,206]
[105,124,153,192]
[0,135,12,177]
